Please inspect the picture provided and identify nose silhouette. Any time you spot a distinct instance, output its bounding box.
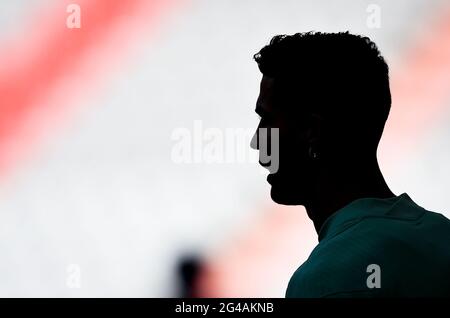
[251,128,274,170]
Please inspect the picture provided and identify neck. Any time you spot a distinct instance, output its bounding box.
[305,157,395,234]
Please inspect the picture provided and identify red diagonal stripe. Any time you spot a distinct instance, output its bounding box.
[0,0,178,178]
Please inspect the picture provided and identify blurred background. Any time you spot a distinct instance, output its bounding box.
[0,0,449,297]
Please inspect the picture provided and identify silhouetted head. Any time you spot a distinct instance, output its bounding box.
[251,32,391,206]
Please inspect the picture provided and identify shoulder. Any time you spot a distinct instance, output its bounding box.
[286,220,389,298]
[286,234,376,298]
[286,211,450,298]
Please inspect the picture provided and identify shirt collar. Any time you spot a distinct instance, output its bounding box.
[317,193,423,242]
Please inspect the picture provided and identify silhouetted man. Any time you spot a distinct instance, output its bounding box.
[251,32,450,297]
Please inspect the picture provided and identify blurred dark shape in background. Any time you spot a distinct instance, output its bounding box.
[176,254,204,298]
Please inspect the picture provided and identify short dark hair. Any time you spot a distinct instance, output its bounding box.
[254,31,391,149]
